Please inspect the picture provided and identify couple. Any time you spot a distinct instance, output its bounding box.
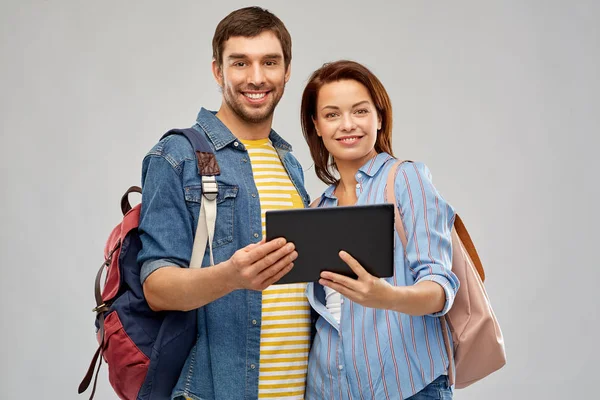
[138,6,458,400]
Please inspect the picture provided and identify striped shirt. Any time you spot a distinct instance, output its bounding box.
[240,138,311,400]
[305,152,460,400]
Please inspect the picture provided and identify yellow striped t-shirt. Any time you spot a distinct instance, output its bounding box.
[240,138,310,400]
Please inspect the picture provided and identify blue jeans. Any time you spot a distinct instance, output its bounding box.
[407,375,453,399]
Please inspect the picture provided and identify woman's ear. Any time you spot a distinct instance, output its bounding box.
[313,117,321,137]
[377,113,382,131]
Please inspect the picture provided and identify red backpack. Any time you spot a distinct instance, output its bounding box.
[79,128,219,399]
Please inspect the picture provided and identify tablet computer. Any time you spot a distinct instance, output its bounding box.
[265,203,395,284]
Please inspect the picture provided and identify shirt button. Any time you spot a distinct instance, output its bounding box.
[242,158,248,163]
[250,364,256,370]
[338,365,344,370]
[254,233,259,238]
[234,142,239,147]
[252,319,257,325]
[356,183,361,189]
[251,193,257,198]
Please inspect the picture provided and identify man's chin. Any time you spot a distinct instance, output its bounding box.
[238,105,275,124]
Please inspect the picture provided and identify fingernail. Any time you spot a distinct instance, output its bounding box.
[287,243,295,251]
[291,251,298,260]
[279,238,286,245]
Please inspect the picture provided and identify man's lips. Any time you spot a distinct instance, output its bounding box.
[241,90,271,103]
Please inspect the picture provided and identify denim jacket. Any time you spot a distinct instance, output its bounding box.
[137,108,310,400]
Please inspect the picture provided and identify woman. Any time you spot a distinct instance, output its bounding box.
[301,60,459,400]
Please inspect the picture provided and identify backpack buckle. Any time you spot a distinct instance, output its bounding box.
[92,303,109,313]
[202,176,218,201]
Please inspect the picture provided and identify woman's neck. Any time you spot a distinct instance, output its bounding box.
[334,150,378,205]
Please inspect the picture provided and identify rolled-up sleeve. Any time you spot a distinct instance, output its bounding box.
[395,162,460,316]
[137,154,194,285]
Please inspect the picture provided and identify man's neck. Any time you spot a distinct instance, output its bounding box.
[215,102,273,141]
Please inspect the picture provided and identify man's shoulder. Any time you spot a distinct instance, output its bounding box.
[145,128,205,167]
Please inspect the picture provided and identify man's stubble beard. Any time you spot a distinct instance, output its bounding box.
[222,83,286,124]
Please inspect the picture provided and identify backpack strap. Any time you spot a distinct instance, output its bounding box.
[161,128,219,268]
[383,159,457,386]
[383,159,409,250]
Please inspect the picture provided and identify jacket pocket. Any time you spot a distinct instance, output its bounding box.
[184,184,238,248]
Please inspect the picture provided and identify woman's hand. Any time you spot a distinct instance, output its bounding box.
[319,251,397,309]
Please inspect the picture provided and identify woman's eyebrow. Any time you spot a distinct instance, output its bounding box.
[320,100,370,112]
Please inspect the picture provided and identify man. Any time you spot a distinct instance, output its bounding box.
[137,7,311,400]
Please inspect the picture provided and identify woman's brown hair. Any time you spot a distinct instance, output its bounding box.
[301,60,394,185]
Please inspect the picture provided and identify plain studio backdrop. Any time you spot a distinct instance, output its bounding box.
[1,1,598,399]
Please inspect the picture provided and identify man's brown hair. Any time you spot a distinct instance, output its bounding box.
[212,7,292,69]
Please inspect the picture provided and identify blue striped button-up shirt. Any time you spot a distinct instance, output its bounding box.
[305,153,460,400]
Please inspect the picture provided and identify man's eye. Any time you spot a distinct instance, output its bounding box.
[234,62,246,67]
[265,61,277,66]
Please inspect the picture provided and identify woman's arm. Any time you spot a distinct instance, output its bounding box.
[319,251,446,316]
[319,162,459,316]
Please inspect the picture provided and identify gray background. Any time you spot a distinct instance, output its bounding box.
[1,0,598,399]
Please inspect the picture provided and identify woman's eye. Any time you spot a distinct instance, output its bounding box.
[325,113,338,118]
[355,109,369,114]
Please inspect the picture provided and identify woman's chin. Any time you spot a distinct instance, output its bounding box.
[331,148,377,164]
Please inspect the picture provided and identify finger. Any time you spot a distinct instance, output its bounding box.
[320,271,361,292]
[244,238,265,251]
[246,238,287,264]
[319,278,357,301]
[257,249,298,281]
[262,262,295,288]
[252,243,296,273]
[339,251,369,279]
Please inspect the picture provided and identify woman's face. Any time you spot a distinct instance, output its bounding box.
[313,79,381,166]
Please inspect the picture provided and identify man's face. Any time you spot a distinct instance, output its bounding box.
[213,31,290,124]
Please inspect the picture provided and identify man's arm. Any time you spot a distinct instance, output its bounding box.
[137,152,297,312]
[144,239,297,312]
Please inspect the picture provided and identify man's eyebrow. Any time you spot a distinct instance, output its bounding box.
[320,100,371,112]
[227,53,247,60]
[226,53,283,60]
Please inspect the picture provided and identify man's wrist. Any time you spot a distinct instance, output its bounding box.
[215,259,238,293]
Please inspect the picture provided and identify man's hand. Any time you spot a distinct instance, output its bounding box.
[225,238,297,291]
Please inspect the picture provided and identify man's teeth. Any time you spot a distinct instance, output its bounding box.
[244,93,266,99]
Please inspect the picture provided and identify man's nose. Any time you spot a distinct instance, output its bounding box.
[247,64,266,87]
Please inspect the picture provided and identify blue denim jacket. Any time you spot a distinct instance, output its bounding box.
[137,108,310,400]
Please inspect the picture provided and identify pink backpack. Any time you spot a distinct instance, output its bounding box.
[385,160,506,388]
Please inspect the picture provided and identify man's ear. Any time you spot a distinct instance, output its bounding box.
[284,63,291,84]
[312,117,321,137]
[212,59,224,87]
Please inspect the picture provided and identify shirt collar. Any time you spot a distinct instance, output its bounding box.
[322,152,395,200]
[195,108,292,151]
[359,152,395,177]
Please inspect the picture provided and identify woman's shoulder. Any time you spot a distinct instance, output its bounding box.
[309,184,336,208]
[390,160,433,185]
